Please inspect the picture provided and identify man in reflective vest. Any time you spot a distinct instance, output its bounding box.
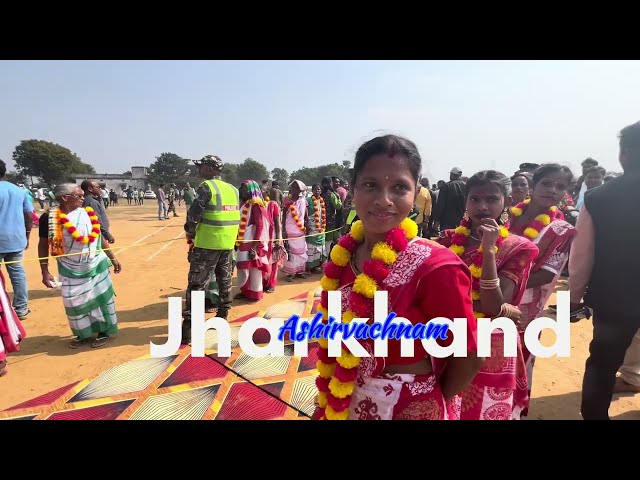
[183,154,240,344]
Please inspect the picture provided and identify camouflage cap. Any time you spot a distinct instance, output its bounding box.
[194,155,223,169]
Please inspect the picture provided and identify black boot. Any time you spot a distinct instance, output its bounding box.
[216,309,228,320]
[181,320,191,345]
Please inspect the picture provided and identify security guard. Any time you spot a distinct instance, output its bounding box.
[183,155,240,344]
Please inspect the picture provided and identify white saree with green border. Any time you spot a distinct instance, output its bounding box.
[50,207,118,340]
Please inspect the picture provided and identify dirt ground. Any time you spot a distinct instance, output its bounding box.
[2,203,639,419]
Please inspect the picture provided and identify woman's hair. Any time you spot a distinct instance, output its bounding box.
[511,171,533,188]
[53,183,79,201]
[240,179,263,201]
[289,179,306,194]
[531,163,574,187]
[465,170,512,199]
[352,135,421,185]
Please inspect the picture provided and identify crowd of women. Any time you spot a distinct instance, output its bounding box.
[0,132,585,420]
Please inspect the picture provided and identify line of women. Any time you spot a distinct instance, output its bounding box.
[208,178,337,304]
[234,179,330,299]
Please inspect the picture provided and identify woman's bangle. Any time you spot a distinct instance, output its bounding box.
[499,303,520,319]
[479,278,500,289]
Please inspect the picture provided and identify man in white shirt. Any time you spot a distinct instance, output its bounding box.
[574,158,599,211]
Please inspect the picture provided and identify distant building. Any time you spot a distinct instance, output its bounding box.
[70,166,149,193]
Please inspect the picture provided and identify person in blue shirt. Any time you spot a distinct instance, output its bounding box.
[0,160,33,319]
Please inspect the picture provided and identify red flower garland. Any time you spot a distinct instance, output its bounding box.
[314,218,418,420]
[449,216,509,314]
[235,203,251,247]
[58,207,101,245]
[510,198,563,240]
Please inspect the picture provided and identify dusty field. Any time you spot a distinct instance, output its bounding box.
[1,203,639,419]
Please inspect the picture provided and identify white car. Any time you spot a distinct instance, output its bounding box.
[144,190,157,199]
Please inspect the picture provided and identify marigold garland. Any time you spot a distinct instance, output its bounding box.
[510,198,561,240]
[235,203,251,247]
[57,206,101,245]
[313,195,326,233]
[449,217,509,317]
[235,197,267,247]
[289,203,306,232]
[314,217,418,420]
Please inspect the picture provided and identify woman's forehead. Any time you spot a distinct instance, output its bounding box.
[468,183,502,195]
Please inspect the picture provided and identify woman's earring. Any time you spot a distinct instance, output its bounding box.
[463,211,469,221]
[500,209,510,225]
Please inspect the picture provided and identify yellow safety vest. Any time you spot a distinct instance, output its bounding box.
[194,179,240,250]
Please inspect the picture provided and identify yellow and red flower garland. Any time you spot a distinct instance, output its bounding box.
[314,218,418,420]
[235,203,251,247]
[235,197,267,247]
[313,196,326,233]
[289,203,306,232]
[58,207,101,245]
[448,217,509,318]
[510,198,561,240]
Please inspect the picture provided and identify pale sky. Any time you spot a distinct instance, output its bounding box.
[1,60,639,184]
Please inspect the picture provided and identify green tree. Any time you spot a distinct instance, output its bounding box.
[315,163,348,181]
[147,152,190,187]
[290,163,349,187]
[271,167,289,185]
[178,163,201,189]
[12,139,94,185]
[236,158,269,184]
[220,163,240,188]
[4,170,27,185]
[288,167,317,186]
[70,157,96,175]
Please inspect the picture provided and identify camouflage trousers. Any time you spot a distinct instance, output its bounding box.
[167,200,177,216]
[184,247,233,320]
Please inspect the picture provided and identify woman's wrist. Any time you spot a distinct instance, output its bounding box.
[479,278,500,289]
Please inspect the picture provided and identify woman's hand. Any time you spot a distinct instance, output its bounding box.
[42,271,56,288]
[477,218,501,251]
[508,305,523,324]
[111,258,122,274]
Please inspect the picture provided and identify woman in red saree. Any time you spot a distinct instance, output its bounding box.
[313,135,483,420]
[509,164,576,415]
[438,170,538,420]
[0,269,27,377]
[262,198,285,293]
[235,180,270,301]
